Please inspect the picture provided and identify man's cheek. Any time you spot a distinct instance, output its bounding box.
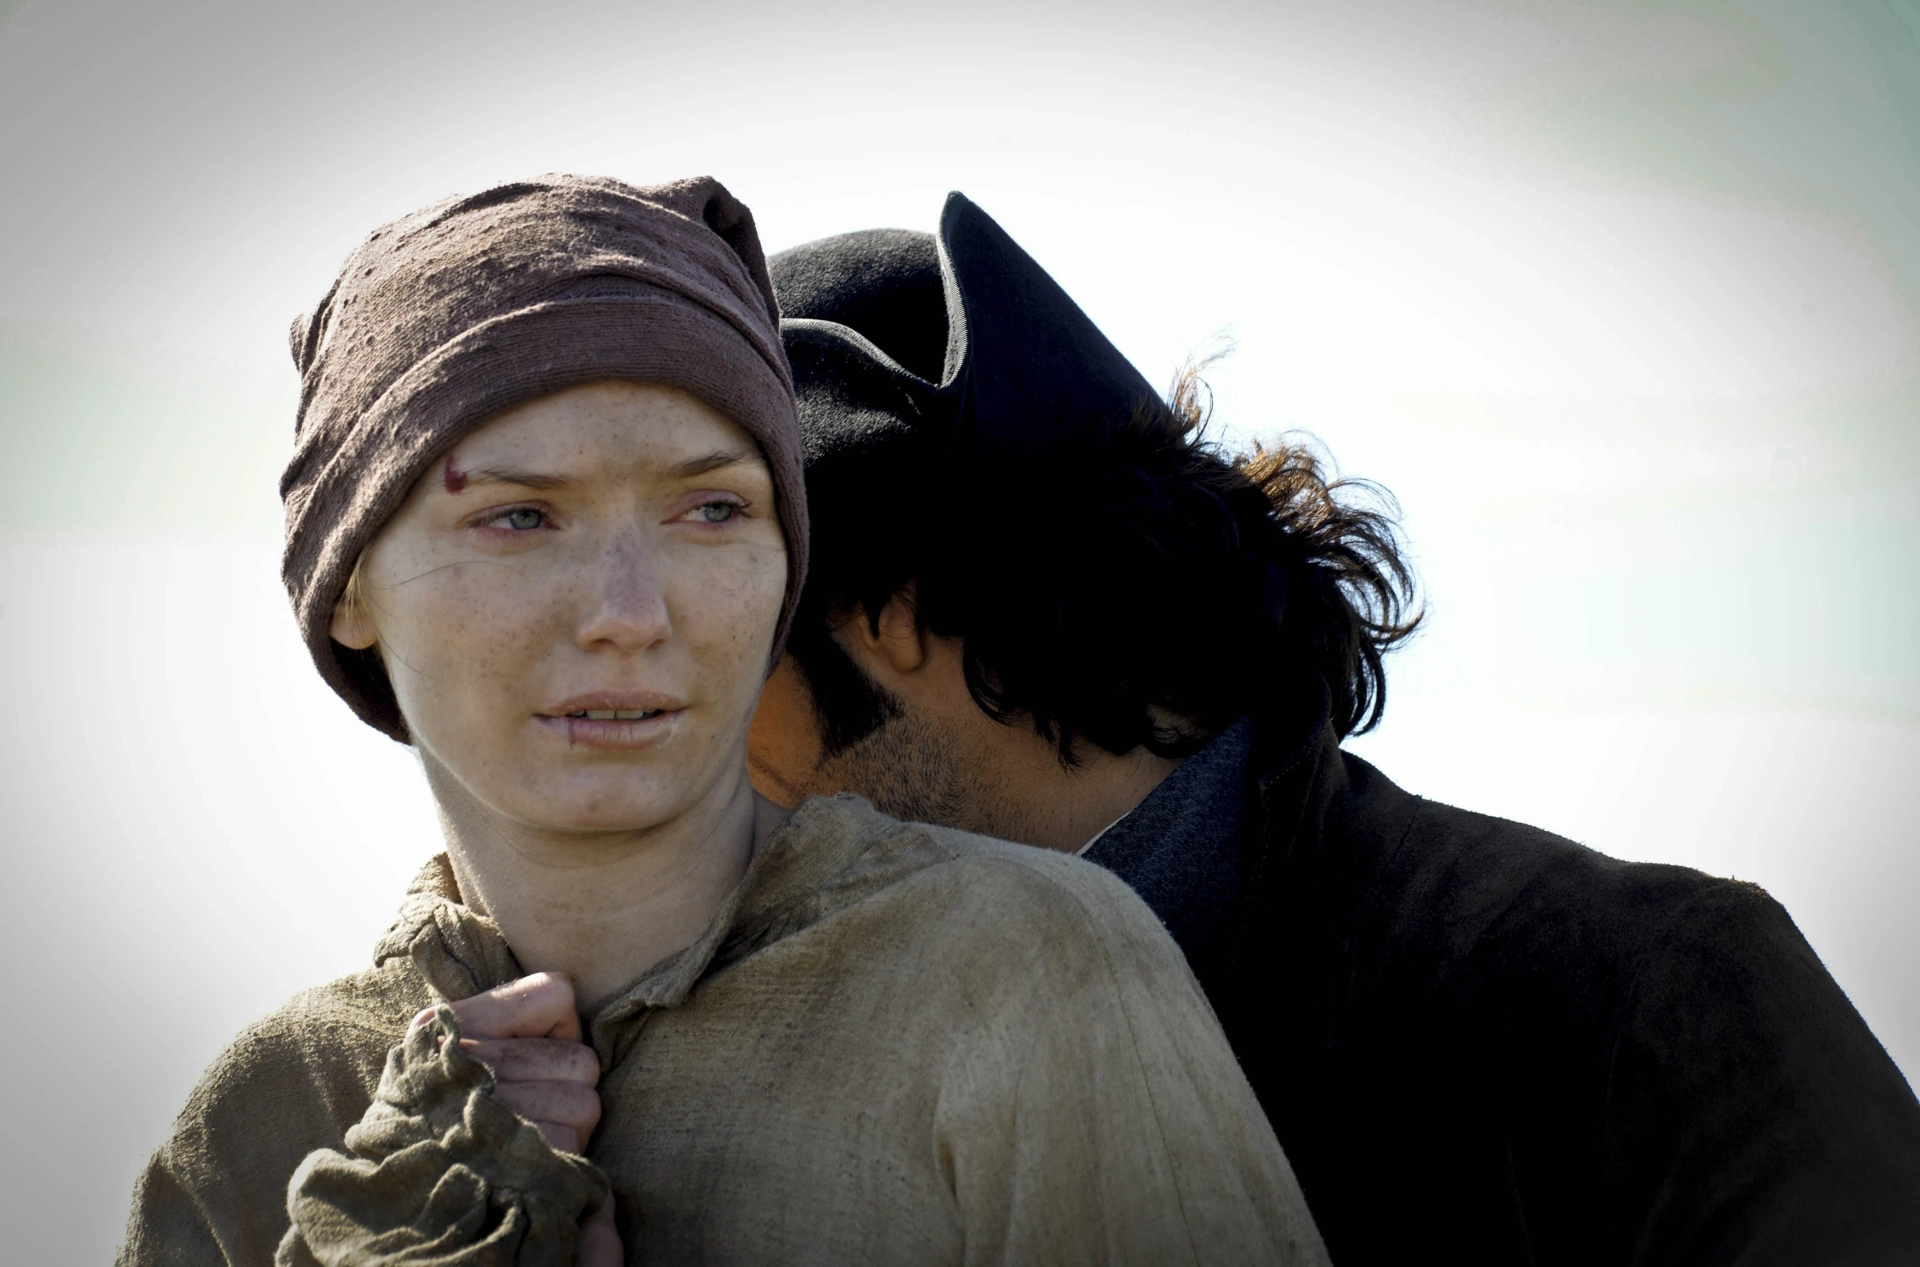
[747,663,826,805]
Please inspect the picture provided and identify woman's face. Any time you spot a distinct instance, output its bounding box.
[333,380,787,835]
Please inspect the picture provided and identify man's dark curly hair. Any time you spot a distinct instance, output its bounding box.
[787,366,1423,763]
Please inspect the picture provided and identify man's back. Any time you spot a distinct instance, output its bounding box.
[1192,719,1920,1264]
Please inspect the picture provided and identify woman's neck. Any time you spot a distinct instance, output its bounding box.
[421,758,786,1010]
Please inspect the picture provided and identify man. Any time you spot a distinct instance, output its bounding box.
[749,194,1920,1265]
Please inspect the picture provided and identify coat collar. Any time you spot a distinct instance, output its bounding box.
[1227,685,1349,964]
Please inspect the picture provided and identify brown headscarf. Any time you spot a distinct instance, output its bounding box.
[281,175,807,742]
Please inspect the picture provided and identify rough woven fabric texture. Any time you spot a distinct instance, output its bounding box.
[119,796,1331,1267]
[276,1006,608,1267]
[281,174,808,742]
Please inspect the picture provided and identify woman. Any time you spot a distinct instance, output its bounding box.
[117,174,1329,1266]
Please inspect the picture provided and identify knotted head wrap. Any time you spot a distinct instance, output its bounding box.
[281,174,808,742]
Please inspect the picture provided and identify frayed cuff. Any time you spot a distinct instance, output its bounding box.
[276,1005,610,1267]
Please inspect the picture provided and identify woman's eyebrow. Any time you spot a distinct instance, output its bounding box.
[457,466,575,491]
[444,448,758,493]
[668,446,760,479]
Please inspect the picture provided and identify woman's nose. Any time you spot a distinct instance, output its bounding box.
[574,533,671,652]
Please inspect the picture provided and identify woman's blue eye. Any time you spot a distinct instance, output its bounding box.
[697,502,738,523]
[503,508,544,530]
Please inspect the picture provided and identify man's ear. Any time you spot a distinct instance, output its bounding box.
[842,586,928,678]
[330,577,379,650]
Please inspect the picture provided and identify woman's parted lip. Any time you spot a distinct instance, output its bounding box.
[538,691,688,721]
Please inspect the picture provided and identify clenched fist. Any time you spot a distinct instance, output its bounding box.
[415,971,620,1265]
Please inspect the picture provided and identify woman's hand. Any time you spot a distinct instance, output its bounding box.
[579,1197,621,1267]
[419,972,603,1152]
[421,972,623,1263]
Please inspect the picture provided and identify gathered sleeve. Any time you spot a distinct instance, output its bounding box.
[275,1006,609,1267]
[929,851,1332,1267]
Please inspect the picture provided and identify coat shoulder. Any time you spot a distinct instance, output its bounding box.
[1242,743,1920,1264]
[1331,752,1751,980]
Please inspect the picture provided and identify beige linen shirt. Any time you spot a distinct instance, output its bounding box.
[120,795,1330,1266]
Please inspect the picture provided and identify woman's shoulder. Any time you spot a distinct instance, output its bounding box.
[173,960,423,1156]
[794,794,1191,981]
[208,961,424,1090]
[925,821,1154,913]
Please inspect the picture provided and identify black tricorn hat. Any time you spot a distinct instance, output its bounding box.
[773,193,1163,464]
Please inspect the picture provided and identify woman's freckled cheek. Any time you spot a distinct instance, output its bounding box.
[386,563,558,738]
[679,557,781,663]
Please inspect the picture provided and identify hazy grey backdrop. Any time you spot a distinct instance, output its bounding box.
[2,0,1915,1258]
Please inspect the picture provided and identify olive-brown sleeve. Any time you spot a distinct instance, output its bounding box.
[117,996,400,1266]
[932,851,1332,1266]
[275,1007,609,1267]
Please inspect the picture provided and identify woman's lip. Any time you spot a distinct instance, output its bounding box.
[542,692,687,716]
[534,709,683,750]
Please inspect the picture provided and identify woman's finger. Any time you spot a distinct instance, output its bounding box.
[442,971,582,1040]
[529,1118,581,1154]
[580,1197,621,1267]
[461,1036,600,1085]
[494,1079,602,1142]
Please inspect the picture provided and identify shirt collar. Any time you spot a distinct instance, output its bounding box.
[373,794,892,1068]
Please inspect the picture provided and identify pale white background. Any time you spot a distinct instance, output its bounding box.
[1,1,1915,1260]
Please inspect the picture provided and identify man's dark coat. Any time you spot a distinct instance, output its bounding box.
[1168,701,1920,1265]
